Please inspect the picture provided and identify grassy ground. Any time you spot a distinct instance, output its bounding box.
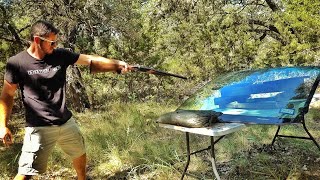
[0,101,319,179]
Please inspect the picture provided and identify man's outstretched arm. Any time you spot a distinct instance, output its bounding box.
[75,54,129,73]
[0,80,18,146]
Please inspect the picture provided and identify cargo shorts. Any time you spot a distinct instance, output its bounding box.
[18,117,86,175]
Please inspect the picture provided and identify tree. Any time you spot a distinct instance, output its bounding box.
[1,0,319,106]
[141,0,320,74]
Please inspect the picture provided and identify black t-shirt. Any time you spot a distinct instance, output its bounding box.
[5,48,80,127]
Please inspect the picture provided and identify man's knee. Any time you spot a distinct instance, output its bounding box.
[73,153,87,165]
[14,174,32,180]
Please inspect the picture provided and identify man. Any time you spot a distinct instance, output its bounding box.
[0,20,129,180]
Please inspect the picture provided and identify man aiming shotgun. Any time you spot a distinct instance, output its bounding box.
[0,20,131,180]
[0,20,186,180]
[91,63,188,80]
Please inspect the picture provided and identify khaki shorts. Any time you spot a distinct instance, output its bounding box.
[18,117,86,175]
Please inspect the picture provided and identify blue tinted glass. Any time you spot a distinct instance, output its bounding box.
[178,67,320,124]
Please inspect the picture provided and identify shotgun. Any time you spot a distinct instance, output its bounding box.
[129,65,188,80]
[90,60,188,79]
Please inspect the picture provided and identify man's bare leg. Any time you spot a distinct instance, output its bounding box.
[73,153,87,180]
[14,175,32,180]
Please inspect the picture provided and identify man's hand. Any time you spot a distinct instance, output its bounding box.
[0,127,13,147]
[118,61,130,74]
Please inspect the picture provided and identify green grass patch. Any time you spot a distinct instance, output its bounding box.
[1,102,319,179]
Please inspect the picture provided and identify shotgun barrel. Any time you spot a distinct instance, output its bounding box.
[130,65,188,80]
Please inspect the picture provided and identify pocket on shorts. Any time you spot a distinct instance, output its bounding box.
[22,128,41,152]
[19,128,42,169]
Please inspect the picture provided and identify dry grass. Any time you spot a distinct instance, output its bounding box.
[0,102,319,179]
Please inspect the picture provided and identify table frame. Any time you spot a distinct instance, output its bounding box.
[159,123,246,180]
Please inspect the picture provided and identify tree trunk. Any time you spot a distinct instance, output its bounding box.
[65,25,91,112]
[66,65,91,112]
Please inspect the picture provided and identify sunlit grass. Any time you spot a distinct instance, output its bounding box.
[74,101,184,179]
[0,102,319,179]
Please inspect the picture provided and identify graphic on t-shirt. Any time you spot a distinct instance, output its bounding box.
[27,65,61,75]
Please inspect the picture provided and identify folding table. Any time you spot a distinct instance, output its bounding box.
[159,123,246,180]
[158,66,320,179]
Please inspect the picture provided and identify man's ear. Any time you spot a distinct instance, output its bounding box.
[34,36,41,44]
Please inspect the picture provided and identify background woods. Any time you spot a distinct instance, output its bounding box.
[1,0,320,108]
[1,0,320,179]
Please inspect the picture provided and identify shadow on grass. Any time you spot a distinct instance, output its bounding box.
[104,169,131,180]
[170,138,320,180]
[0,142,22,178]
[0,115,25,178]
[222,141,320,180]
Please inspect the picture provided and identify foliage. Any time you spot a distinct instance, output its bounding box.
[1,0,320,103]
[1,1,320,178]
[1,101,319,179]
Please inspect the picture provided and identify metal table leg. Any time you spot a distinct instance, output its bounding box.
[181,132,190,180]
[302,119,320,151]
[210,136,221,180]
[181,132,222,180]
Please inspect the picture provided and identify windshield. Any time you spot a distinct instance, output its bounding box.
[178,67,320,124]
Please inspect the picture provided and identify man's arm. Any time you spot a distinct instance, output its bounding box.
[75,54,129,73]
[0,80,18,146]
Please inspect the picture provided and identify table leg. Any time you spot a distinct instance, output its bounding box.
[210,136,221,180]
[181,132,190,180]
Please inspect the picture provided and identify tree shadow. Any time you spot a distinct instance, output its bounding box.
[0,116,25,177]
[0,142,23,177]
[221,141,320,180]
